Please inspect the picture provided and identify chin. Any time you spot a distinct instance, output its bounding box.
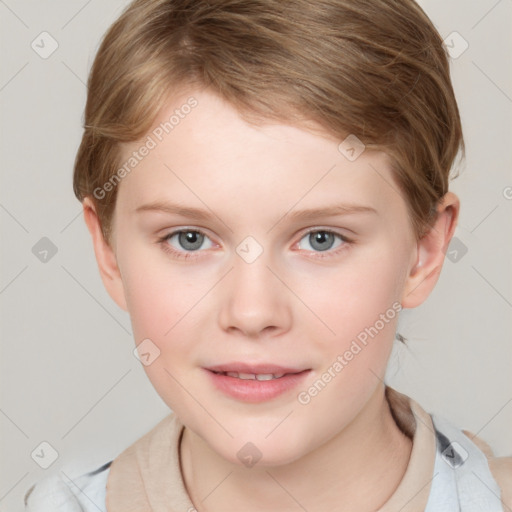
[210,432,310,469]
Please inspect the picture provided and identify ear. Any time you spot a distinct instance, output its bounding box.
[401,192,460,309]
[82,197,128,312]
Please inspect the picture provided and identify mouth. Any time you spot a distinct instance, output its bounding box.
[206,362,308,379]
[204,363,311,402]
[210,370,291,380]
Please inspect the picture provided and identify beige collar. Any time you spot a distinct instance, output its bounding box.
[106,386,436,511]
[377,387,437,511]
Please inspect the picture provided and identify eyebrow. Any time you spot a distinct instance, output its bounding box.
[135,201,377,221]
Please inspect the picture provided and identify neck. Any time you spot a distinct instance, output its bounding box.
[180,385,412,512]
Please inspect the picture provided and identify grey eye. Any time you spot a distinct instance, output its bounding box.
[298,231,343,252]
[167,230,213,252]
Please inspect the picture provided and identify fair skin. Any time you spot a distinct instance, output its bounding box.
[84,87,459,511]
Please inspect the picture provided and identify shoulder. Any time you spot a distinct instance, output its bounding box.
[462,429,512,509]
[488,456,512,508]
[24,461,112,512]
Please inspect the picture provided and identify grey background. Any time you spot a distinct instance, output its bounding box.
[1,0,511,510]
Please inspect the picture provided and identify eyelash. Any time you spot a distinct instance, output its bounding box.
[157,228,353,261]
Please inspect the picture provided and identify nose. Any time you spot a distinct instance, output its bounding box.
[217,250,293,339]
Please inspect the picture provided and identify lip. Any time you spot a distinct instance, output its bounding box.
[206,362,307,374]
[203,365,311,403]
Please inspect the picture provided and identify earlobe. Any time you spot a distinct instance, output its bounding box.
[401,192,460,309]
[82,197,128,312]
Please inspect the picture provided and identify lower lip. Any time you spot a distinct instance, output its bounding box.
[204,369,311,403]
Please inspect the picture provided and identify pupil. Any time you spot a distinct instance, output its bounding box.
[180,231,203,250]
[311,231,334,251]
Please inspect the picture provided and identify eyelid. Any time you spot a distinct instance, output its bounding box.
[299,226,350,237]
[158,225,216,241]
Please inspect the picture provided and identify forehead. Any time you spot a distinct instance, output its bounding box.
[115,88,407,226]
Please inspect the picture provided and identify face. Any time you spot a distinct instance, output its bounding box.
[107,87,419,466]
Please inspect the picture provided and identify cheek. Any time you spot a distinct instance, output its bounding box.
[291,246,404,406]
[123,273,176,342]
[119,243,200,342]
[294,247,405,343]
[120,256,202,410]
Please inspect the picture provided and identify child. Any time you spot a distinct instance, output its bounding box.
[24,0,511,510]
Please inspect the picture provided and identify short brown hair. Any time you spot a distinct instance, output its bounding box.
[73,0,465,245]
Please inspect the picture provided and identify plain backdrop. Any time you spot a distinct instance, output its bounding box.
[1,0,511,510]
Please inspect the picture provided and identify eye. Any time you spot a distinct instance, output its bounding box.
[159,229,214,260]
[158,227,352,261]
[296,229,351,257]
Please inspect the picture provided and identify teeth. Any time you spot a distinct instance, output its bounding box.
[256,374,274,381]
[222,371,286,380]
[238,372,256,380]
[226,371,241,378]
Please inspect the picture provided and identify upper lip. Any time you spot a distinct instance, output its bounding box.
[205,362,309,374]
